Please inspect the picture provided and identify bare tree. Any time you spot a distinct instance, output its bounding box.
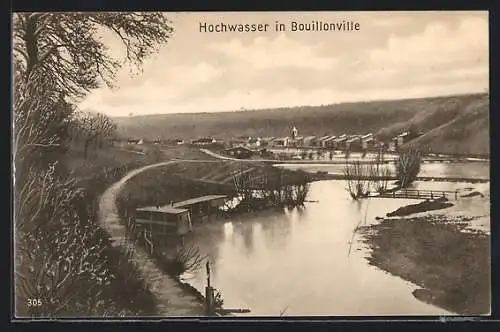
[94,113,117,148]
[13,12,173,101]
[73,111,117,157]
[343,161,370,200]
[13,12,174,317]
[396,148,422,188]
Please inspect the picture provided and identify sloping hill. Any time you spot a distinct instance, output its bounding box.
[403,94,489,156]
[113,93,489,156]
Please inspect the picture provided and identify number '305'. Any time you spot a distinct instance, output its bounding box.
[27,299,42,307]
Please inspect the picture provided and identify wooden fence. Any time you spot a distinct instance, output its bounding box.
[376,189,459,200]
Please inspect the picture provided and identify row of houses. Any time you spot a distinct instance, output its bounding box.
[228,131,421,152]
[124,129,421,152]
[229,134,377,151]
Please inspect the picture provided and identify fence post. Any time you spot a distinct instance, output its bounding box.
[455,190,458,200]
[205,286,214,316]
[205,261,215,316]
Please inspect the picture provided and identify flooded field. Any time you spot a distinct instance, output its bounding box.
[276,162,490,179]
[180,180,475,316]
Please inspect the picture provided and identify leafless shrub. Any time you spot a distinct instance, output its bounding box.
[343,161,370,199]
[396,148,422,188]
[15,165,113,317]
[291,183,310,206]
[369,161,391,194]
[169,245,207,277]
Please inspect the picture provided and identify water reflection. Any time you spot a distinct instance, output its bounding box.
[259,212,293,249]
[277,162,490,179]
[186,181,452,316]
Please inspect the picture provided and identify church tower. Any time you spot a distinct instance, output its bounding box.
[291,126,298,139]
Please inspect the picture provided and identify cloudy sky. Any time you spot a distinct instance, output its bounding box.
[79,11,489,117]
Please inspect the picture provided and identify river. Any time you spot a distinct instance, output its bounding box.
[275,161,490,179]
[181,180,460,316]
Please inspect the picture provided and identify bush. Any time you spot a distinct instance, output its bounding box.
[343,161,371,199]
[15,162,157,318]
[396,149,422,188]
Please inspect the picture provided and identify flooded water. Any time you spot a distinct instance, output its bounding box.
[182,180,454,316]
[276,162,490,179]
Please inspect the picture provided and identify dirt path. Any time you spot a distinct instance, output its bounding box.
[97,161,205,316]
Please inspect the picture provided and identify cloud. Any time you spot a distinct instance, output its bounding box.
[207,34,339,70]
[368,16,488,66]
[80,61,223,109]
[371,17,414,27]
[163,62,224,89]
[78,12,489,117]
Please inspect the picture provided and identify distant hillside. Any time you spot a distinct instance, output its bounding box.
[113,93,489,156]
[403,94,489,156]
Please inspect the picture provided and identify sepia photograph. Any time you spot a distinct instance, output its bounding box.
[12,11,490,318]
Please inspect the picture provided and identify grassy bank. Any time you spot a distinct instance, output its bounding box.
[62,143,212,180]
[37,145,211,317]
[360,215,490,315]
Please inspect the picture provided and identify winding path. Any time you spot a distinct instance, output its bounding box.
[97,161,205,316]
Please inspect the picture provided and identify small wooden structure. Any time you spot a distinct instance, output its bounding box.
[134,195,227,253]
[135,205,192,253]
[173,195,227,224]
[375,189,459,200]
[135,205,191,233]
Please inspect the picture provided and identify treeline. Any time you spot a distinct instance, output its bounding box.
[68,110,117,158]
[13,12,173,317]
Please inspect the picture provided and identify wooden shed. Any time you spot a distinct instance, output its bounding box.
[135,205,192,237]
[173,195,227,224]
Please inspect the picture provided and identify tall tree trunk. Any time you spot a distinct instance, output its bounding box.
[23,15,39,81]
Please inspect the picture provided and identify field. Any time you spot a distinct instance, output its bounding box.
[114,93,489,156]
[61,143,213,180]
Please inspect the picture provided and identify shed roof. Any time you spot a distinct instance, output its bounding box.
[136,205,188,214]
[173,195,228,208]
[135,219,178,226]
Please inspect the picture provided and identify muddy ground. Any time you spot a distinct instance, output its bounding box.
[361,186,490,315]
